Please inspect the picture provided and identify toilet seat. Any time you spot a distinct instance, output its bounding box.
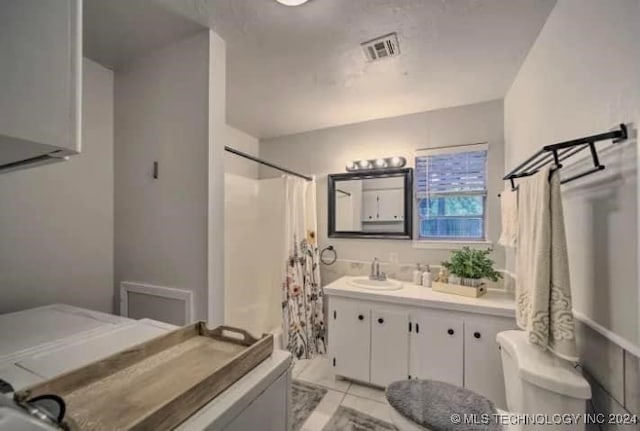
[386,380,501,431]
[390,406,522,431]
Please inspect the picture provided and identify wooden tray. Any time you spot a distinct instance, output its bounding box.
[14,322,274,431]
[432,281,487,298]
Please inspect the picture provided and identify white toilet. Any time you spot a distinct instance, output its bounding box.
[388,330,592,431]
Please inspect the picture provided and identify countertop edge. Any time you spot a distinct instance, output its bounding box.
[324,279,516,318]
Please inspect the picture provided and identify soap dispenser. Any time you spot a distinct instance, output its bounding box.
[412,264,422,285]
[421,265,432,288]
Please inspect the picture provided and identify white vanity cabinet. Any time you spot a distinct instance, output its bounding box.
[463,315,515,409]
[326,281,516,410]
[408,310,463,386]
[0,0,82,172]
[328,298,371,383]
[370,308,409,386]
[328,298,409,386]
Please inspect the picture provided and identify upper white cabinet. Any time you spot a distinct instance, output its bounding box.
[360,177,405,223]
[0,0,82,173]
[362,190,378,222]
[376,189,404,221]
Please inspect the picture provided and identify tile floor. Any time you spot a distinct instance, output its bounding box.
[293,356,396,430]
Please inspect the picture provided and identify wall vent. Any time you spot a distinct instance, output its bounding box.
[361,33,400,62]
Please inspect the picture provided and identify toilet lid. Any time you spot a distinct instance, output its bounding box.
[385,380,501,431]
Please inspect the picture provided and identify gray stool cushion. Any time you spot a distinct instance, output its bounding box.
[385,380,500,431]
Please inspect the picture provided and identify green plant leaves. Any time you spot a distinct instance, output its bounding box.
[440,247,502,281]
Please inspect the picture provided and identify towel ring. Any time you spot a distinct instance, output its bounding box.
[320,246,337,265]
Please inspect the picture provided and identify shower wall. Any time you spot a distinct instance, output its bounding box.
[224,173,284,338]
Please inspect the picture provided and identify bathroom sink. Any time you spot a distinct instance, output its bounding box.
[347,277,403,291]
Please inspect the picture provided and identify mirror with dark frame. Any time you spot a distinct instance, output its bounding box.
[328,168,413,239]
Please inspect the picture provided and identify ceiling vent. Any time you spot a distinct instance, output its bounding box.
[361,33,400,62]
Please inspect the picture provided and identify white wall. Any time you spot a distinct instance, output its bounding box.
[0,59,114,314]
[114,32,210,321]
[259,100,506,270]
[504,0,640,345]
[225,125,259,178]
[208,31,226,325]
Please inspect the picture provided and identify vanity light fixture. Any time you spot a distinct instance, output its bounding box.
[275,0,310,6]
[345,156,406,172]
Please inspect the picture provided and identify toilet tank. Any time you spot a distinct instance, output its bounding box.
[496,331,591,419]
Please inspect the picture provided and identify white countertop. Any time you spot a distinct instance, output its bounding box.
[324,276,516,317]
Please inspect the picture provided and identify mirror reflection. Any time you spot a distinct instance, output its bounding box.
[328,169,412,239]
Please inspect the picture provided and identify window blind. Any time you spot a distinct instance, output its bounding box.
[415,148,487,198]
[414,145,488,240]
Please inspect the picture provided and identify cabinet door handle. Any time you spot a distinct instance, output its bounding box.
[447,329,455,335]
[378,318,384,324]
[358,314,364,321]
[474,332,481,339]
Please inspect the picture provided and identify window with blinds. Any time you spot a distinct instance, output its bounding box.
[415,145,487,240]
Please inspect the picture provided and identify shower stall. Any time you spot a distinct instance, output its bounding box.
[224,173,285,343]
[224,147,325,358]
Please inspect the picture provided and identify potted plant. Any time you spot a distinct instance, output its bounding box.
[441,247,502,288]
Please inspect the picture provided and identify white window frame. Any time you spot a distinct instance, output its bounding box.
[413,143,492,249]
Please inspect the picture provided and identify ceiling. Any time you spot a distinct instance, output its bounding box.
[84,0,205,70]
[161,0,556,139]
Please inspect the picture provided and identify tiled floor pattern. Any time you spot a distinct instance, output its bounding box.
[293,356,396,430]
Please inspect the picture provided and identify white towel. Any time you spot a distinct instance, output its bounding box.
[498,187,518,248]
[515,167,578,361]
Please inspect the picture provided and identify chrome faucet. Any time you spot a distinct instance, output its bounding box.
[369,258,387,281]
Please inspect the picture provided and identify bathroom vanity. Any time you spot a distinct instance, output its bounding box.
[325,276,516,409]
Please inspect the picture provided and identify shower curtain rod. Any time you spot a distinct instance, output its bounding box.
[224,146,313,181]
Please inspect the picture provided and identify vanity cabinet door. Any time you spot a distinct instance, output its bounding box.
[409,312,463,386]
[328,297,371,383]
[370,308,409,387]
[464,316,516,410]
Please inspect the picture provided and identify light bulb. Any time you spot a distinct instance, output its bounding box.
[390,156,405,167]
[374,159,387,169]
[275,0,310,6]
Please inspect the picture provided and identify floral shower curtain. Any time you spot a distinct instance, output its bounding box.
[282,176,326,359]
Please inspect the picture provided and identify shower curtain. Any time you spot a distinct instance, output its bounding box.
[282,176,326,359]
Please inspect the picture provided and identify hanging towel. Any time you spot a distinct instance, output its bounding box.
[515,167,578,361]
[498,187,518,248]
